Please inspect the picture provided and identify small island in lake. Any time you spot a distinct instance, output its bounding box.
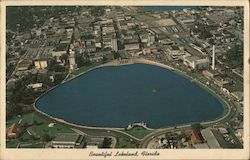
[152,87,160,93]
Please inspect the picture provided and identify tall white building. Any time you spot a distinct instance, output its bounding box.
[111,38,118,52]
[34,60,48,69]
[69,48,77,70]
[212,45,215,70]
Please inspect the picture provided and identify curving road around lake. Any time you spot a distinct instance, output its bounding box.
[33,58,234,148]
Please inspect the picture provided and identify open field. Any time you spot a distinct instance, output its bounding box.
[115,137,138,148]
[124,126,153,139]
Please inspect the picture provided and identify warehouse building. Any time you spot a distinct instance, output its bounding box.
[50,133,85,148]
[183,56,210,70]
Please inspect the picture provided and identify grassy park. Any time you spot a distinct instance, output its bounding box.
[6,111,143,148]
[115,136,138,148]
[65,62,104,81]
[6,112,74,148]
[124,126,153,139]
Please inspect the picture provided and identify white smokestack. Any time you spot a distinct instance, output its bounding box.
[212,45,215,70]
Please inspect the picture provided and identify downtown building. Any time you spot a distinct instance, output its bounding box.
[69,44,77,70]
[183,56,210,70]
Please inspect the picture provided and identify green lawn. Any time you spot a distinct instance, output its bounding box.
[71,65,94,76]
[19,142,45,148]
[6,112,45,127]
[79,128,120,137]
[6,139,19,148]
[6,110,141,149]
[124,126,153,139]
[115,137,138,148]
[6,112,74,148]
[6,112,145,148]
[31,122,74,138]
[20,132,33,141]
[66,62,104,81]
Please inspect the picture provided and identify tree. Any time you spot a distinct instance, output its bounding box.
[219,43,243,68]
[6,103,18,119]
[198,29,212,40]
[82,34,95,40]
[59,53,68,64]
[102,137,112,148]
[191,123,202,131]
[103,56,108,63]
[42,134,52,142]
[114,52,121,59]
[89,7,105,17]
[53,64,67,72]
[48,58,57,71]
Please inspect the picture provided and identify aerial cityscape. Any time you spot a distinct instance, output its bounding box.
[6,6,244,149]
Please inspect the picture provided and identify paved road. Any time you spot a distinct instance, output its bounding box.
[139,99,237,148]
[140,125,191,148]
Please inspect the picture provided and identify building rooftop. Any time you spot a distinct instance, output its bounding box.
[211,129,229,148]
[201,128,221,148]
[188,129,205,144]
[7,123,19,135]
[185,56,202,62]
[55,43,68,52]
[171,46,179,50]
[52,133,82,143]
[203,70,220,76]
[86,137,104,148]
[193,143,210,149]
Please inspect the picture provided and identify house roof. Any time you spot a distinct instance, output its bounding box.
[189,129,204,143]
[8,123,19,134]
[18,59,32,67]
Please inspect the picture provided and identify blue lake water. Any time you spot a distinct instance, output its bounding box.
[36,64,224,128]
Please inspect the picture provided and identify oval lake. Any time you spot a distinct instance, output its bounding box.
[36,63,225,128]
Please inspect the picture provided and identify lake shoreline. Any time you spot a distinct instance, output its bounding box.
[33,58,231,132]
